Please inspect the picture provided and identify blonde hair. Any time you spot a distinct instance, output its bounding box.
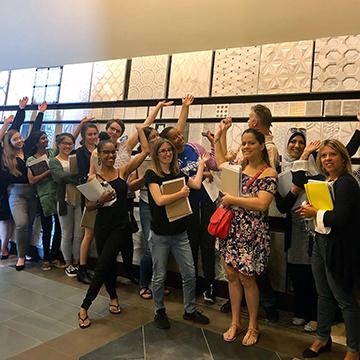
[151,138,179,177]
[1,130,23,177]
[316,139,353,176]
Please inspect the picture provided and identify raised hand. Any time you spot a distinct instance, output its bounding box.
[80,115,95,124]
[38,101,48,113]
[304,140,321,154]
[182,94,194,107]
[203,130,215,145]
[222,116,232,130]
[19,96,29,109]
[3,115,14,125]
[200,153,210,165]
[158,100,174,107]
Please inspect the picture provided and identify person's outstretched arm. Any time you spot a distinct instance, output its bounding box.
[175,94,194,133]
[10,96,28,131]
[0,115,14,142]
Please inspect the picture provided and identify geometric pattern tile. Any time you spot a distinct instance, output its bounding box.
[90,59,127,101]
[212,46,260,96]
[128,55,169,99]
[258,41,313,94]
[312,34,360,92]
[169,51,213,98]
[59,63,93,103]
[6,68,37,105]
[0,70,10,105]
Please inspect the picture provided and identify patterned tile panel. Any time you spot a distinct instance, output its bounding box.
[324,100,342,116]
[90,59,127,101]
[258,41,313,94]
[6,68,36,105]
[212,46,260,96]
[168,51,213,98]
[124,107,148,120]
[312,34,360,92]
[341,100,360,115]
[128,55,169,100]
[59,63,93,103]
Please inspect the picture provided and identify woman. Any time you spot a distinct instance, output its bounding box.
[76,123,99,284]
[297,139,360,360]
[214,123,277,346]
[0,130,37,270]
[78,125,150,329]
[144,138,210,329]
[275,128,317,332]
[27,131,63,271]
[50,133,82,277]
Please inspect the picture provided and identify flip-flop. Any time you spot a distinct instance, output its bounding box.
[78,312,91,329]
[109,303,122,314]
[139,288,153,300]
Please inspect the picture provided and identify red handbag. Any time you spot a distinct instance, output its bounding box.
[208,207,234,239]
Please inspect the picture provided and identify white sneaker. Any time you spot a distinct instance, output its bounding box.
[65,264,78,277]
[292,317,305,326]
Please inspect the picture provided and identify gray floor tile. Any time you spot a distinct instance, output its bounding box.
[2,311,74,343]
[144,320,212,359]
[33,281,84,301]
[0,323,41,359]
[0,299,29,322]
[80,327,144,359]
[39,300,80,329]
[65,292,110,316]
[0,287,57,311]
[203,329,280,360]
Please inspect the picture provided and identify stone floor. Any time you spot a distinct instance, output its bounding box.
[0,256,347,360]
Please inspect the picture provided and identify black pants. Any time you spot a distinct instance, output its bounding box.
[257,270,277,309]
[288,263,317,321]
[81,225,128,310]
[121,225,135,278]
[39,205,61,261]
[186,200,216,289]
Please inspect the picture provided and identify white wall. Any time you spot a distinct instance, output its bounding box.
[1,0,360,70]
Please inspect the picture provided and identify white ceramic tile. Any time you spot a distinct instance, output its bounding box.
[312,34,360,92]
[90,59,127,101]
[7,68,36,105]
[128,55,168,99]
[212,46,260,96]
[59,63,93,103]
[169,51,213,98]
[258,41,313,94]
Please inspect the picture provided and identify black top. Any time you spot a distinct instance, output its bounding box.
[95,177,129,231]
[145,169,189,235]
[1,157,28,185]
[76,146,92,184]
[346,129,360,157]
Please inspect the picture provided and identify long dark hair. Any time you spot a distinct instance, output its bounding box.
[241,128,270,167]
[27,130,47,156]
[80,123,98,146]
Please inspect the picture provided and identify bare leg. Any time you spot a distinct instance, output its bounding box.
[0,220,13,256]
[80,227,94,265]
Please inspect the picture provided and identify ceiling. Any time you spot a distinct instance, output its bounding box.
[1,0,359,70]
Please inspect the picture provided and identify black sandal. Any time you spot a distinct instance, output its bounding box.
[78,312,91,329]
[139,288,153,300]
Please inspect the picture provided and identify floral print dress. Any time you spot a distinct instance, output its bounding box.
[219,174,278,276]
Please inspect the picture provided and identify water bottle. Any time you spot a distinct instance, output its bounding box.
[101,181,116,206]
[115,135,131,169]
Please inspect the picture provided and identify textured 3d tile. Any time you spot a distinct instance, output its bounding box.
[324,100,342,116]
[305,101,323,116]
[212,46,260,96]
[161,105,176,119]
[312,35,360,92]
[215,104,229,118]
[124,107,148,120]
[289,102,306,116]
[168,51,213,98]
[7,68,36,105]
[59,63,93,103]
[272,102,290,116]
[228,103,254,118]
[90,59,127,101]
[128,55,169,100]
[341,100,360,115]
[258,40,313,94]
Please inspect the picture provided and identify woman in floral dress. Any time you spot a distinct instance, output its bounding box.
[214,118,277,346]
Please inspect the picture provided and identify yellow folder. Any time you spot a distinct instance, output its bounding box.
[304,181,334,211]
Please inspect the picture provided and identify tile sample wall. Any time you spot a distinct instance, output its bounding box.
[312,35,360,92]
[90,59,127,101]
[6,68,36,105]
[258,41,313,94]
[168,51,213,98]
[59,63,93,103]
[128,55,169,100]
[0,71,9,105]
[212,46,260,96]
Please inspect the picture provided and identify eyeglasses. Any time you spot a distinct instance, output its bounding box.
[108,126,122,134]
[158,148,173,155]
[61,141,74,147]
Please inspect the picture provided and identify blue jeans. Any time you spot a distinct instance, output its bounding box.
[312,234,360,352]
[149,230,196,314]
[139,199,152,289]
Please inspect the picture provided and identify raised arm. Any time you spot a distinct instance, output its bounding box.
[10,96,28,131]
[214,119,229,168]
[30,101,47,135]
[175,94,194,134]
[72,116,95,141]
[188,154,209,189]
[126,100,174,150]
[0,115,14,142]
[346,112,360,157]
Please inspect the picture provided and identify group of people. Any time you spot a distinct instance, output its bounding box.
[0,94,360,359]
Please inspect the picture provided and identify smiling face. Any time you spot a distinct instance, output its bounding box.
[241,132,264,161]
[98,142,116,167]
[166,128,185,152]
[10,131,24,150]
[319,145,344,177]
[37,133,49,149]
[157,142,174,165]
[84,127,99,146]
[106,121,123,143]
[58,136,74,157]
[287,134,305,160]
